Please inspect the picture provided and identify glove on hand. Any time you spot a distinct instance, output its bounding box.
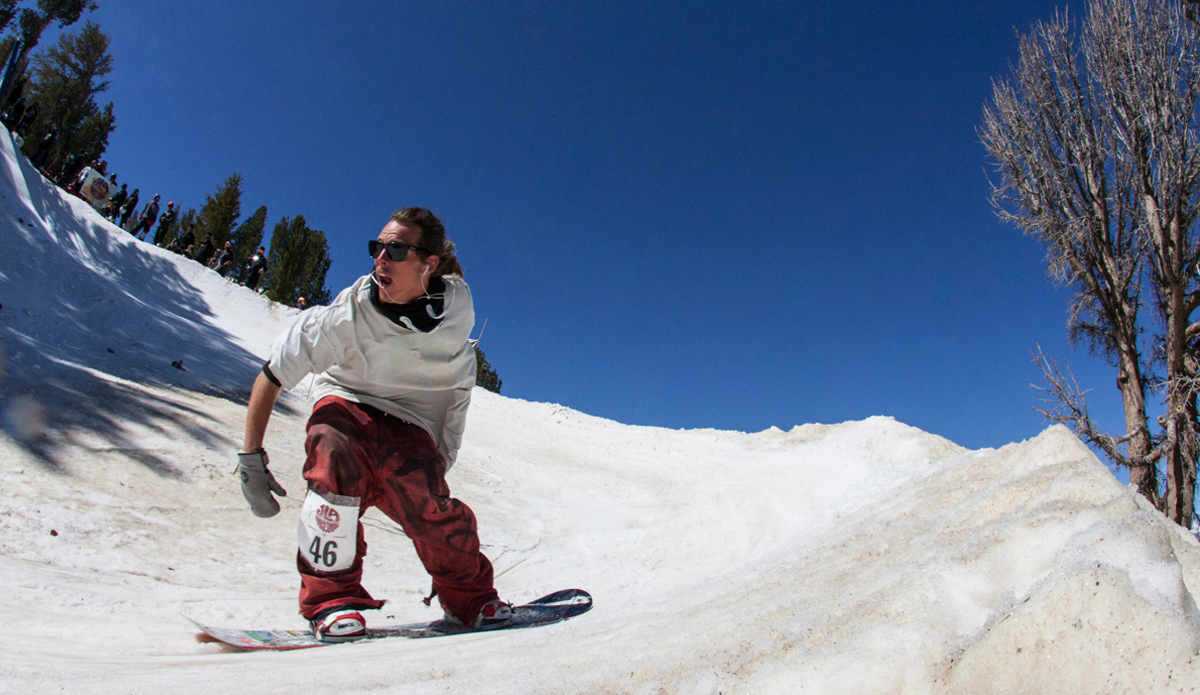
[238,450,287,518]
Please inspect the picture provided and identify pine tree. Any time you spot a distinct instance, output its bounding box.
[0,0,96,109]
[0,2,18,36]
[194,172,242,248]
[229,204,267,279]
[263,214,332,306]
[474,345,502,393]
[178,207,197,233]
[21,20,113,170]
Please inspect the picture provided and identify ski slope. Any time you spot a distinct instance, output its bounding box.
[2,127,1200,694]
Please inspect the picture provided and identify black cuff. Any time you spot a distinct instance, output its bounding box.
[262,362,282,388]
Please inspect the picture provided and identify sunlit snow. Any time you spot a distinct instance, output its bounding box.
[2,129,1199,694]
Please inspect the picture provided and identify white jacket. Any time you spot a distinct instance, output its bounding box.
[267,274,476,468]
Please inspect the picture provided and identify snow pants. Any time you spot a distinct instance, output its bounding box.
[131,217,154,240]
[296,396,498,625]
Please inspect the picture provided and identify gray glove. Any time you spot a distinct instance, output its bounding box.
[237,450,287,518]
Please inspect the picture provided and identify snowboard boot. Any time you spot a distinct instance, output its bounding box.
[472,600,514,630]
[443,599,514,630]
[310,608,367,642]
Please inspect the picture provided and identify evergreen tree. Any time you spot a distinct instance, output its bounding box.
[474,345,502,394]
[229,204,267,279]
[178,207,197,234]
[194,172,242,248]
[0,2,18,35]
[264,214,332,306]
[0,0,96,109]
[21,20,113,170]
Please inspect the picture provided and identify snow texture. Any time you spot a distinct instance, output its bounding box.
[2,128,1200,694]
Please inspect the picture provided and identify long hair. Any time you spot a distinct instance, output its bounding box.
[390,207,463,278]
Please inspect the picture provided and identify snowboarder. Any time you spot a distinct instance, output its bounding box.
[236,207,510,642]
[131,194,160,240]
[153,201,177,246]
[244,247,267,290]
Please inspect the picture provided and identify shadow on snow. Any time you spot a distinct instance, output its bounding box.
[0,130,298,474]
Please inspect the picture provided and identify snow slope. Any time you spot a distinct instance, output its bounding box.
[2,127,1200,694]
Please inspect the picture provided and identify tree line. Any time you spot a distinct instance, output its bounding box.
[0,1,333,306]
[163,172,333,306]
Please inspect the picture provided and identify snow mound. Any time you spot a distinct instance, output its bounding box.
[2,127,1199,693]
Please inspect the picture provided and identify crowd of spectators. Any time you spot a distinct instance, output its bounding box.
[1,100,270,292]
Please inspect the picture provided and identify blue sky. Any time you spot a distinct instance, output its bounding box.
[69,0,1126,451]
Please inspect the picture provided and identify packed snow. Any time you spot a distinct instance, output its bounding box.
[2,127,1200,694]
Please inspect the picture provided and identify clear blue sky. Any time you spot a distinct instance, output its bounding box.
[71,0,1123,451]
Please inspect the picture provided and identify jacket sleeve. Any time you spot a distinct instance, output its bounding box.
[266,307,345,390]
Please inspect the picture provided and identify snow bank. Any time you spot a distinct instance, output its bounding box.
[2,127,1199,693]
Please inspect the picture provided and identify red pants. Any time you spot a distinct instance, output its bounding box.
[297,396,498,625]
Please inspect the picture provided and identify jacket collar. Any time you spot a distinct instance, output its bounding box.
[368,274,447,333]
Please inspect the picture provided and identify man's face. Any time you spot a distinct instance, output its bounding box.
[372,220,437,304]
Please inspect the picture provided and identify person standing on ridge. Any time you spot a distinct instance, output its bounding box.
[211,240,235,276]
[119,189,139,228]
[194,234,215,265]
[235,207,510,642]
[153,201,178,246]
[131,194,160,240]
[105,183,127,220]
[31,126,57,170]
[173,222,196,256]
[244,246,267,290]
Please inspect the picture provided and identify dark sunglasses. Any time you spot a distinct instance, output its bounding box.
[369,239,430,261]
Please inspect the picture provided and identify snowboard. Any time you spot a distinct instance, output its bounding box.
[189,588,592,650]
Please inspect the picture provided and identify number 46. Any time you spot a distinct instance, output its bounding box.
[309,536,338,568]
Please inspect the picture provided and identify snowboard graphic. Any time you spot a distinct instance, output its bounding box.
[190,588,592,650]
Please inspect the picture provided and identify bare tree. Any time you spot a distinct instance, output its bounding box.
[981,0,1200,527]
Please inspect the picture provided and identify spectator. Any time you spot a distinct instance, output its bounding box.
[211,240,235,276]
[56,150,85,187]
[119,189,139,228]
[131,194,160,240]
[172,222,196,256]
[244,247,267,290]
[291,296,307,310]
[194,235,215,265]
[16,103,37,136]
[5,97,26,130]
[105,184,127,220]
[153,201,178,246]
[31,126,57,169]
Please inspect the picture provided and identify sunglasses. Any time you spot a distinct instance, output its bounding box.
[369,239,430,261]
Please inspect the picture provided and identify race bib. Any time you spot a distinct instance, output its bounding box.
[297,488,360,573]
